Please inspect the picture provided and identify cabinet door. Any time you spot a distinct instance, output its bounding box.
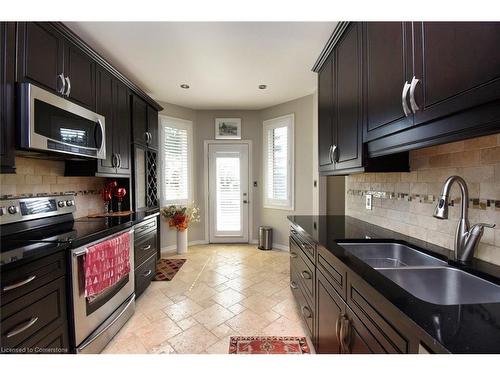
[333,22,363,172]
[114,81,131,175]
[17,22,64,94]
[343,307,385,354]
[147,105,159,150]
[1,22,16,173]
[318,57,335,173]
[96,68,116,175]
[64,41,96,110]
[316,269,344,354]
[132,95,148,146]
[412,22,500,126]
[363,22,414,142]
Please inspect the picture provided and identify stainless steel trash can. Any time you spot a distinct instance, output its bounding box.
[258,226,273,250]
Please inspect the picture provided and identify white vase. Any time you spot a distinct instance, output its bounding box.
[176,229,188,254]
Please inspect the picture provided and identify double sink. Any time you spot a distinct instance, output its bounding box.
[339,242,500,305]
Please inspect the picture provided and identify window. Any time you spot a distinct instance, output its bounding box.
[160,116,193,206]
[263,113,294,210]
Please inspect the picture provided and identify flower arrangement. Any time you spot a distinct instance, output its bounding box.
[161,203,200,231]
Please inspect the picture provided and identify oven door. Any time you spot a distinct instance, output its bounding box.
[19,83,106,159]
[71,228,134,348]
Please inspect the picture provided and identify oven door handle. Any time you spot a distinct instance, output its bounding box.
[73,248,88,258]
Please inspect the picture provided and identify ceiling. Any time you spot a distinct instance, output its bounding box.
[65,22,336,110]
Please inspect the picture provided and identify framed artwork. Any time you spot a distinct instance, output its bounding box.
[215,118,241,139]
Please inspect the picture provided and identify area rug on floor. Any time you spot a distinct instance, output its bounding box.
[153,258,186,281]
[228,336,310,354]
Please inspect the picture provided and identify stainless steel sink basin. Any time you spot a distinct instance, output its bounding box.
[338,242,447,268]
[378,267,500,305]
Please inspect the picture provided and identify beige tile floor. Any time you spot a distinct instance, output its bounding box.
[103,244,310,354]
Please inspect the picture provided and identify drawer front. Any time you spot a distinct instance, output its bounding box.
[1,250,66,306]
[134,229,158,266]
[22,323,69,354]
[347,274,410,353]
[1,277,67,349]
[317,245,347,300]
[134,218,157,239]
[290,265,314,338]
[290,227,315,262]
[135,254,156,299]
[290,237,314,304]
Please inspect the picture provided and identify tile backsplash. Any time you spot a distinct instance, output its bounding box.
[0,157,106,218]
[345,134,500,265]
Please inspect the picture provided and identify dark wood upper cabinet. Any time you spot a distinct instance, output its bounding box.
[333,22,363,171]
[17,22,64,94]
[315,270,343,354]
[114,81,131,174]
[362,22,414,142]
[64,41,96,110]
[147,105,159,151]
[1,22,16,173]
[96,68,115,175]
[318,57,335,173]
[132,95,149,146]
[412,22,500,126]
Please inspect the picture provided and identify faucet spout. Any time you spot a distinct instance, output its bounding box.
[433,176,469,221]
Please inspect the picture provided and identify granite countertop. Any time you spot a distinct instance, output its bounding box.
[1,210,160,269]
[288,215,500,353]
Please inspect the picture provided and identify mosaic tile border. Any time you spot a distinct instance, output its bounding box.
[347,189,500,211]
[1,189,101,200]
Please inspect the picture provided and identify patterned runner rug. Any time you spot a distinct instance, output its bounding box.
[153,258,186,281]
[228,336,310,354]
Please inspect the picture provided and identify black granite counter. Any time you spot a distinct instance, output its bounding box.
[288,215,500,353]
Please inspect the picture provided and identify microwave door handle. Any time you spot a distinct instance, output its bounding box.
[96,118,104,153]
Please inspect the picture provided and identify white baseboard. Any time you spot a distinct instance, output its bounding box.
[161,240,209,254]
[273,243,289,251]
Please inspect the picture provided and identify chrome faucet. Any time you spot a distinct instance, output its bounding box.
[433,176,495,264]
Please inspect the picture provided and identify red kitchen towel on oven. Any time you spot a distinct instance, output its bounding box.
[84,231,130,298]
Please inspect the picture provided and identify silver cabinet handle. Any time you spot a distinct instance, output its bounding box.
[329,145,333,163]
[335,315,342,345]
[409,76,420,113]
[290,281,299,289]
[58,73,66,95]
[2,275,36,292]
[65,76,71,97]
[300,270,312,280]
[142,244,151,251]
[111,153,117,168]
[290,252,298,259]
[402,81,411,116]
[332,144,338,163]
[117,153,122,169]
[143,269,152,278]
[6,317,39,338]
[148,132,152,143]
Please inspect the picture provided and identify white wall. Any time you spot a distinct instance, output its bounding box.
[259,94,316,247]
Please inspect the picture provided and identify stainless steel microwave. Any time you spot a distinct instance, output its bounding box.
[18,83,106,159]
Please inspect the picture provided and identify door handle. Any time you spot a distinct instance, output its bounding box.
[290,252,298,258]
[6,317,39,338]
[340,315,351,354]
[300,270,312,280]
[143,269,152,278]
[2,275,36,292]
[117,153,122,168]
[329,145,334,164]
[409,76,420,113]
[290,281,299,290]
[300,305,312,319]
[336,315,343,350]
[58,73,66,95]
[332,144,338,163]
[142,244,152,251]
[401,81,411,117]
[111,153,117,168]
[65,76,71,97]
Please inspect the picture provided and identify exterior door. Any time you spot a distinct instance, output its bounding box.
[208,143,249,243]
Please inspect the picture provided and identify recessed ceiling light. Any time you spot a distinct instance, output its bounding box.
[180,84,190,89]
[258,84,267,90]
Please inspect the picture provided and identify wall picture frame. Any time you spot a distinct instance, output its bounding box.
[215,118,241,139]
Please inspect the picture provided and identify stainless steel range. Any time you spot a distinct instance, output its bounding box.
[0,194,135,354]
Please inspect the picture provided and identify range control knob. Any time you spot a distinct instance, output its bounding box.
[58,201,66,208]
[7,206,18,214]
[66,200,74,207]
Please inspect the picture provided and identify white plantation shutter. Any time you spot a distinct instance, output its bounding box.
[161,118,192,205]
[216,156,241,231]
[263,114,294,210]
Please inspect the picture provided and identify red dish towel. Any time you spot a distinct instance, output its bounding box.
[84,231,130,298]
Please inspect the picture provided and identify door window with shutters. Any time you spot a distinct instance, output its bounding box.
[159,116,193,206]
[263,114,294,210]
